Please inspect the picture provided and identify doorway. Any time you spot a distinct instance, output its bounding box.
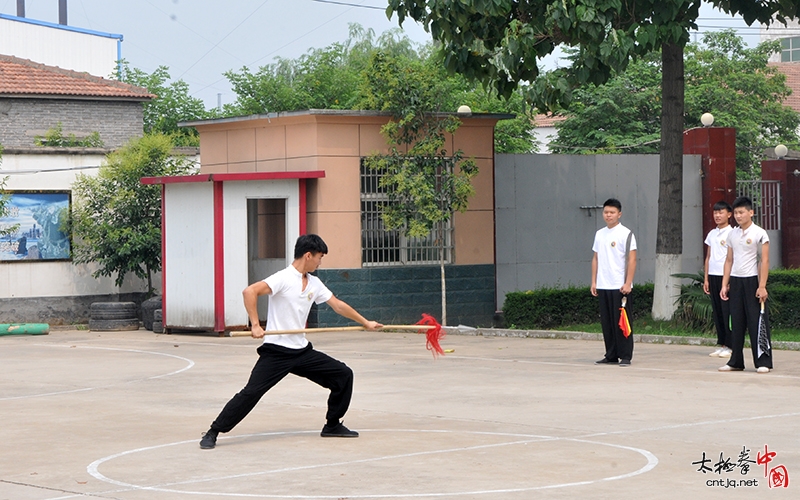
[247,198,287,323]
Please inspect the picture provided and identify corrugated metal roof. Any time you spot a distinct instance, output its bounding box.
[0,54,153,100]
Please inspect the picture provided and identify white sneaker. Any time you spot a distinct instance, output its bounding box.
[718,347,732,358]
[719,365,743,372]
[757,367,770,374]
[709,348,723,357]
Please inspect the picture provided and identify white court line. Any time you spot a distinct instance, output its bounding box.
[0,345,195,401]
[84,429,658,499]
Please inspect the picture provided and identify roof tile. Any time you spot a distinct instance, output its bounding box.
[0,54,154,100]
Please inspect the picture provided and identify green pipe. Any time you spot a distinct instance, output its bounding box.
[0,324,50,335]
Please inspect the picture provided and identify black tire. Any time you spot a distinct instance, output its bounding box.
[141,296,162,330]
[90,302,137,320]
[153,309,162,322]
[152,321,163,334]
[89,318,141,332]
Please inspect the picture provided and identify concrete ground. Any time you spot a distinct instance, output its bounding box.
[1,328,798,499]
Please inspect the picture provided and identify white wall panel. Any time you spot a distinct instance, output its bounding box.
[164,183,214,328]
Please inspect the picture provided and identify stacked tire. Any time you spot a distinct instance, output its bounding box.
[89,302,140,331]
[153,309,163,333]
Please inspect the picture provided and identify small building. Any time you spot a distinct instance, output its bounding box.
[0,54,157,323]
[145,110,508,332]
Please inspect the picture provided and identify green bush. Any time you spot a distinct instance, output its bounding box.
[770,285,800,329]
[502,284,654,329]
[769,269,800,288]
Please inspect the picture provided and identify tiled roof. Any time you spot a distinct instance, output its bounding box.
[770,62,800,113]
[0,54,154,100]
[534,113,566,128]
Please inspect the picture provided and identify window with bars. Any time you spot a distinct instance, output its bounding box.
[781,37,800,62]
[360,158,453,267]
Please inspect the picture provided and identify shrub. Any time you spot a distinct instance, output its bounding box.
[502,284,654,329]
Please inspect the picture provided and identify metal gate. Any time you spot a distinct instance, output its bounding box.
[736,180,781,230]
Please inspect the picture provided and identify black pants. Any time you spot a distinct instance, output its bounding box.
[598,289,633,362]
[727,276,772,370]
[210,342,353,433]
[707,274,731,347]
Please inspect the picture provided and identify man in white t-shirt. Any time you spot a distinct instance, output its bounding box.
[719,197,772,374]
[703,201,733,358]
[591,198,637,366]
[200,234,382,449]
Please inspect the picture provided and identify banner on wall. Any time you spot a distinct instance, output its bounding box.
[0,191,71,262]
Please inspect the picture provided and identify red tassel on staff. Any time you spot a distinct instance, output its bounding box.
[416,313,446,356]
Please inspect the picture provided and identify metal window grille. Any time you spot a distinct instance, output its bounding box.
[360,159,453,267]
[736,179,781,231]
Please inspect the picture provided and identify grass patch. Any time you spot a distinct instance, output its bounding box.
[553,316,800,343]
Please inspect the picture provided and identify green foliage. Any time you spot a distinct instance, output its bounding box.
[672,272,715,333]
[223,24,535,153]
[116,61,209,147]
[387,1,797,112]
[503,284,654,330]
[34,123,104,148]
[71,134,196,291]
[552,30,800,170]
[770,269,800,288]
[360,52,478,237]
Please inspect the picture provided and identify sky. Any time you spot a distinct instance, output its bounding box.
[0,0,768,109]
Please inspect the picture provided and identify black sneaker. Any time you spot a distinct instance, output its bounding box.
[200,429,218,449]
[619,359,631,367]
[321,422,359,438]
[595,358,618,365]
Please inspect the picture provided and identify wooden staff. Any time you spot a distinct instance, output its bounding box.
[227,325,436,337]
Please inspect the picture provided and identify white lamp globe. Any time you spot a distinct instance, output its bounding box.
[775,144,788,159]
[700,113,714,127]
[457,105,472,115]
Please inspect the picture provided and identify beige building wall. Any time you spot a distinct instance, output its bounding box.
[192,111,502,269]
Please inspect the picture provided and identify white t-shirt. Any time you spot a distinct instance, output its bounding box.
[592,223,637,290]
[262,265,333,349]
[704,225,733,276]
[727,223,769,278]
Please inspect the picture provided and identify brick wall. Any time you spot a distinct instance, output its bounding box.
[310,264,496,328]
[0,97,144,148]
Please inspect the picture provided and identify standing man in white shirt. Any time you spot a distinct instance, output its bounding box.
[704,201,733,358]
[720,197,772,373]
[200,234,382,449]
[591,198,638,367]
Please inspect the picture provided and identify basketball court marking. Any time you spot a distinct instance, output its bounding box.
[85,429,658,499]
[0,344,195,401]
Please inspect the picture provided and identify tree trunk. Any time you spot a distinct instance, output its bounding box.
[652,41,685,320]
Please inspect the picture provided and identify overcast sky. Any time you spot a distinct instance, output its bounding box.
[0,0,764,109]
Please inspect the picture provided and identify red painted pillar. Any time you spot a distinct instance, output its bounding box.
[683,127,737,240]
[761,158,800,268]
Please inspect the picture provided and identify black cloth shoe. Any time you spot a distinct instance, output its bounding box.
[321,422,359,438]
[200,429,218,449]
[619,359,631,367]
[595,358,618,365]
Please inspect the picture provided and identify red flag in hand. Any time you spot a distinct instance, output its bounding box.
[619,297,632,338]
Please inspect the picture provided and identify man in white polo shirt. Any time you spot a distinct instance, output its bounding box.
[200,234,382,449]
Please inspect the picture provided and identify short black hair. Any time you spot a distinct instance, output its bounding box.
[712,200,733,212]
[603,198,622,211]
[294,234,328,259]
[732,196,753,211]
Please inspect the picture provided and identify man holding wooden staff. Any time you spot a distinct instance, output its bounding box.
[200,234,382,449]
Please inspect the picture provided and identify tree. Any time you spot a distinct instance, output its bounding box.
[361,52,479,325]
[387,0,798,319]
[117,62,210,147]
[223,24,536,153]
[553,31,800,171]
[71,134,196,293]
